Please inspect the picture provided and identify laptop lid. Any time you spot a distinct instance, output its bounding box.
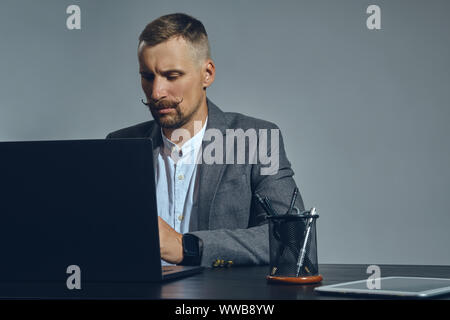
[0,139,164,283]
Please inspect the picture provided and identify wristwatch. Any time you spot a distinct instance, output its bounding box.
[180,233,203,266]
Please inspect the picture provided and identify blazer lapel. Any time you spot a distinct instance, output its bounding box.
[190,98,228,231]
[147,121,163,162]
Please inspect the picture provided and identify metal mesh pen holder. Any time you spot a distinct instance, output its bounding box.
[266,212,323,284]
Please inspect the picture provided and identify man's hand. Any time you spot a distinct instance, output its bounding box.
[158,217,184,264]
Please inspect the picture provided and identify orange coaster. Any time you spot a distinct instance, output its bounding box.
[266,274,323,284]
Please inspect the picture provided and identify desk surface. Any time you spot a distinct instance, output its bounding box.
[1,264,449,299]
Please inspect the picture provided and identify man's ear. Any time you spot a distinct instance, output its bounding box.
[202,60,215,89]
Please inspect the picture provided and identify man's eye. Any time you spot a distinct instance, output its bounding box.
[166,74,181,81]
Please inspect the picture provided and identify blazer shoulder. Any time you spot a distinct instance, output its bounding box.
[223,111,280,131]
[106,120,156,139]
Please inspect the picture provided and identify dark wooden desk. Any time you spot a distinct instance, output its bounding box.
[0,264,449,299]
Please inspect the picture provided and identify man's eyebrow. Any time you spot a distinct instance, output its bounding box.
[139,69,184,75]
[161,69,185,75]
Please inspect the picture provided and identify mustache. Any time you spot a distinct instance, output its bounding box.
[141,97,183,109]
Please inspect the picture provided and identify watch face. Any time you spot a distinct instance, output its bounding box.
[183,235,199,256]
[181,235,202,266]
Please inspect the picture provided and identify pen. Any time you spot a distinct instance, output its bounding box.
[263,196,278,217]
[255,193,274,217]
[287,187,298,215]
[295,207,317,277]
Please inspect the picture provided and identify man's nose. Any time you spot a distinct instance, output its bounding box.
[151,76,167,101]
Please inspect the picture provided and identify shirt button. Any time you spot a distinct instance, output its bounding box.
[178,174,184,180]
[178,215,184,221]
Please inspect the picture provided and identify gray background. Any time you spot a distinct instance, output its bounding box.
[1,0,449,265]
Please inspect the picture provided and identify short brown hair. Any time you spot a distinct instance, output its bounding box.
[139,13,211,63]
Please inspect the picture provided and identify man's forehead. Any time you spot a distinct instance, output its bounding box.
[138,37,196,71]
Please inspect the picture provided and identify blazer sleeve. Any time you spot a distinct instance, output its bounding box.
[188,126,305,267]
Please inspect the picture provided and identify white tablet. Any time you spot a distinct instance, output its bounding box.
[314,277,450,298]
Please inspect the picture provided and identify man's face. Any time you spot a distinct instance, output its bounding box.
[138,37,206,129]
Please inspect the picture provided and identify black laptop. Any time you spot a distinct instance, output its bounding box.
[0,139,203,289]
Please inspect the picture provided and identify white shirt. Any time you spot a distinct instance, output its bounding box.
[154,118,207,235]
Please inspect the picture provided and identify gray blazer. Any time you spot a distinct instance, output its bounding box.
[106,99,304,267]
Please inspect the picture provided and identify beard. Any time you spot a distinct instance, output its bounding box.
[146,97,199,129]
